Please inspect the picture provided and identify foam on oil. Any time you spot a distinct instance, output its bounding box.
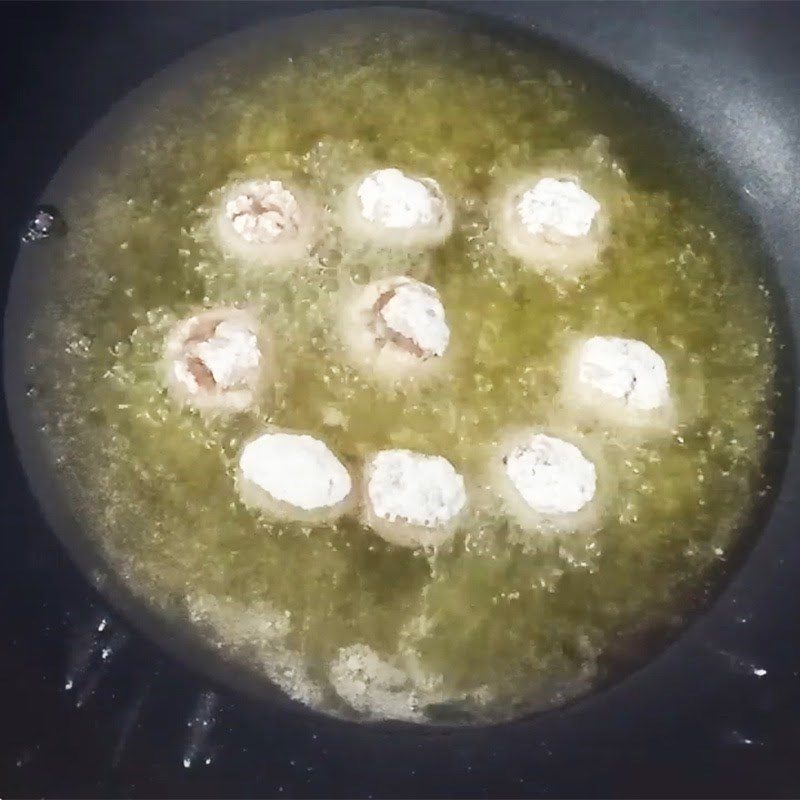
[16,12,778,722]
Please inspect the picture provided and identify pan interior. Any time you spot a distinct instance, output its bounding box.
[3,8,784,724]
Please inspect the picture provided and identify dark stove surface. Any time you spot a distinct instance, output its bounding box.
[2,3,800,797]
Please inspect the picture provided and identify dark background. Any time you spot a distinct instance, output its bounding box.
[2,2,800,798]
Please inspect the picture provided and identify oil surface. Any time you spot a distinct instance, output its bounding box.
[13,12,778,722]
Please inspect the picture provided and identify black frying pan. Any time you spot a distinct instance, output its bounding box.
[2,2,800,797]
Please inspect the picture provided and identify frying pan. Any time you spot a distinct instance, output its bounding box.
[2,2,800,797]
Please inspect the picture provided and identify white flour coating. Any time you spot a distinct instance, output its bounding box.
[188,320,261,390]
[578,336,670,411]
[517,178,600,238]
[504,434,597,515]
[171,314,262,396]
[239,433,352,511]
[367,450,466,528]
[224,180,301,243]
[172,360,200,393]
[379,280,450,357]
[357,168,444,229]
